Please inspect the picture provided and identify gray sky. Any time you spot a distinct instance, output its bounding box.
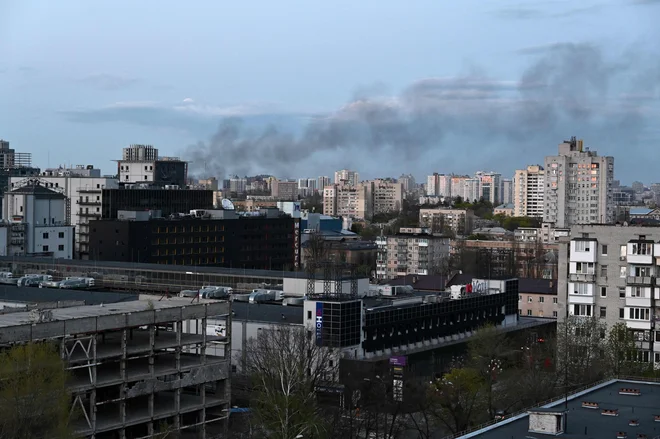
[1,0,659,182]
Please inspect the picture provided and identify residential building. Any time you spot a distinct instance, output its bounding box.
[10,167,118,258]
[501,178,513,205]
[1,179,74,258]
[270,179,298,200]
[334,169,359,187]
[323,183,371,220]
[88,208,297,270]
[199,177,219,190]
[101,188,214,219]
[379,227,450,279]
[516,278,558,318]
[630,207,660,221]
[427,173,452,197]
[317,176,331,192]
[462,177,480,202]
[419,208,475,235]
[426,173,439,196]
[450,175,468,199]
[558,224,660,364]
[117,144,188,187]
[398,174,415,193]
[0,296,231,438]
[476,171,502,204]
[229,175,247,194]
[494,203,514,217]
[543,136,614,227]
[368,179,403,215]
[513,165,545,218]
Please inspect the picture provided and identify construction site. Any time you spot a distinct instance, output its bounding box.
[0,296,231,439]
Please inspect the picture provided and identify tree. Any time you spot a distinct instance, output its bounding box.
[244,326,336,439]
[556,316,608,390]
[605,322,652,377]
[304,231,329,270]
[429,367,485,435]
[466,325,516,418]
[0,342,73,439]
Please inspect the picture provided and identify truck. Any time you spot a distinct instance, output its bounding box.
[17,274,53,287]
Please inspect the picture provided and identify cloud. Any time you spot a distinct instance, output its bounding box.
[63,43,660,179]
[77,73,140,91]
[494,3,603,20]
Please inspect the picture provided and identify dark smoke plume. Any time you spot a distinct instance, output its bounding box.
[185,42,660,179]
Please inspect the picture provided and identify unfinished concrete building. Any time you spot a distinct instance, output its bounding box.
[0,297,231,439]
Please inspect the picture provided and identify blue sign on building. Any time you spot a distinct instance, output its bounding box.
[315,302,324,346]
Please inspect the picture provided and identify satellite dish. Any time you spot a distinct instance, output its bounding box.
[221,199,235,210]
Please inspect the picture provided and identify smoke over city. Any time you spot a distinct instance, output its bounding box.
[185,43,660,179]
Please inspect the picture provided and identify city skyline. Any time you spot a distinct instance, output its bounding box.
[1,1,659,181]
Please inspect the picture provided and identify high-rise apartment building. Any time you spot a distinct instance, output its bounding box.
[426,173,439,196]
[462,178,480,202]
[317,176,330,192]
[543,137,614,227]
[322,183,370,219]
[558,224,660,365]
[513,165,545,218]
[451,176,468,199]
[419,208,475,235]
[476,171,502,204]
[271,179,298,200]
[398,174,416,193]
[368,179,403,215]
[438,174,452,198]
[377,227,450,279]
[334,169,359,187]
[502,178,513,205]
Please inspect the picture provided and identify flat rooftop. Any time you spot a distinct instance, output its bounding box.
[0,297,229,329]
[0,285,137,306]
[230,301,303,324]
[464,379,660,439]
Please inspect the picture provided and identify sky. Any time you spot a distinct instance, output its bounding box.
[1,0,659,183]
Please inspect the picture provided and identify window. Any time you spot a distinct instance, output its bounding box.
[620,308,625,318]
[553,297,558,304]
[307,311,312,320]
[631,242,651,255]
[619,287,626,298]
[518,295,522,301]
[572,304,593,316]
[43,245,49,252]
[576,262,595,274]
[620,267,626,278]
[42,232,49,239]
[600,286,607,298]
[630,286,644,298]
[572,283,590,295]
[528,296,533,303]
[552,311,558,317]
[601,244,608,256]
[575,240,591,252]
[58,232,64,238]
[600,307,607,319]
[620,245,626,260]
[518,309,522,315]
[635,266,651,277]
[58,244,64,251]
[600,265,608,278]
[539,296,545,303]
[628,307,650,320]
[527,309,532,316]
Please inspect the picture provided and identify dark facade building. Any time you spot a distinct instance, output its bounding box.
[89,213,297,270]
[101,188,214,219]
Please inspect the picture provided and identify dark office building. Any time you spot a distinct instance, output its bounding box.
[101,188,214,219]
[88,213,297,270]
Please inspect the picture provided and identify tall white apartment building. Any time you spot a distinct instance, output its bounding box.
[559,224,660,365]
[476,171,502,204]
[10,166,118,258]
[462,178,480,202]
[398,174,416,193]
[334,169,359,187]
[543,137,614,228]
[426,174,439,196]
[514,165,545,218]
[322,183,371,219]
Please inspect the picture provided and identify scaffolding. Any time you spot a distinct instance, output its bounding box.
[306,260,359,300]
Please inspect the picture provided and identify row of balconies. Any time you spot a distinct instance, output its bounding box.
[570,240,660,265]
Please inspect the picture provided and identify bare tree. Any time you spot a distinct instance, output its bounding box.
[556,316,608,389]
[0,342,73,439]
[244,326,337,439]
[304,231,329,270]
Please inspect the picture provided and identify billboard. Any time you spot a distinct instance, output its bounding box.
[315,302,323,346]
[389,356,407,367]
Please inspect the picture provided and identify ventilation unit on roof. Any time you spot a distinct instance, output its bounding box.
[528,409,566,436]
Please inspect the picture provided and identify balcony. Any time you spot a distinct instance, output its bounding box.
[77,188,102,193]
[624,320,652,330]
[569,273,595,282]
[77,200,102,206]
[570,240,597,263]
[568,294,595,305]
[627,276,653,285]
[625,296,652,308]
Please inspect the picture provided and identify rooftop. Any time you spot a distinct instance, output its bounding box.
[230,301,303,324]
[463,379,660,439]
[0,286,137,306]
[10,182,65,198]
[0,296,228,330]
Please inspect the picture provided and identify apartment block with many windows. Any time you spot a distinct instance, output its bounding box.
[559,224,660,365]
[377,228,450,280]
[513,165,544,218]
